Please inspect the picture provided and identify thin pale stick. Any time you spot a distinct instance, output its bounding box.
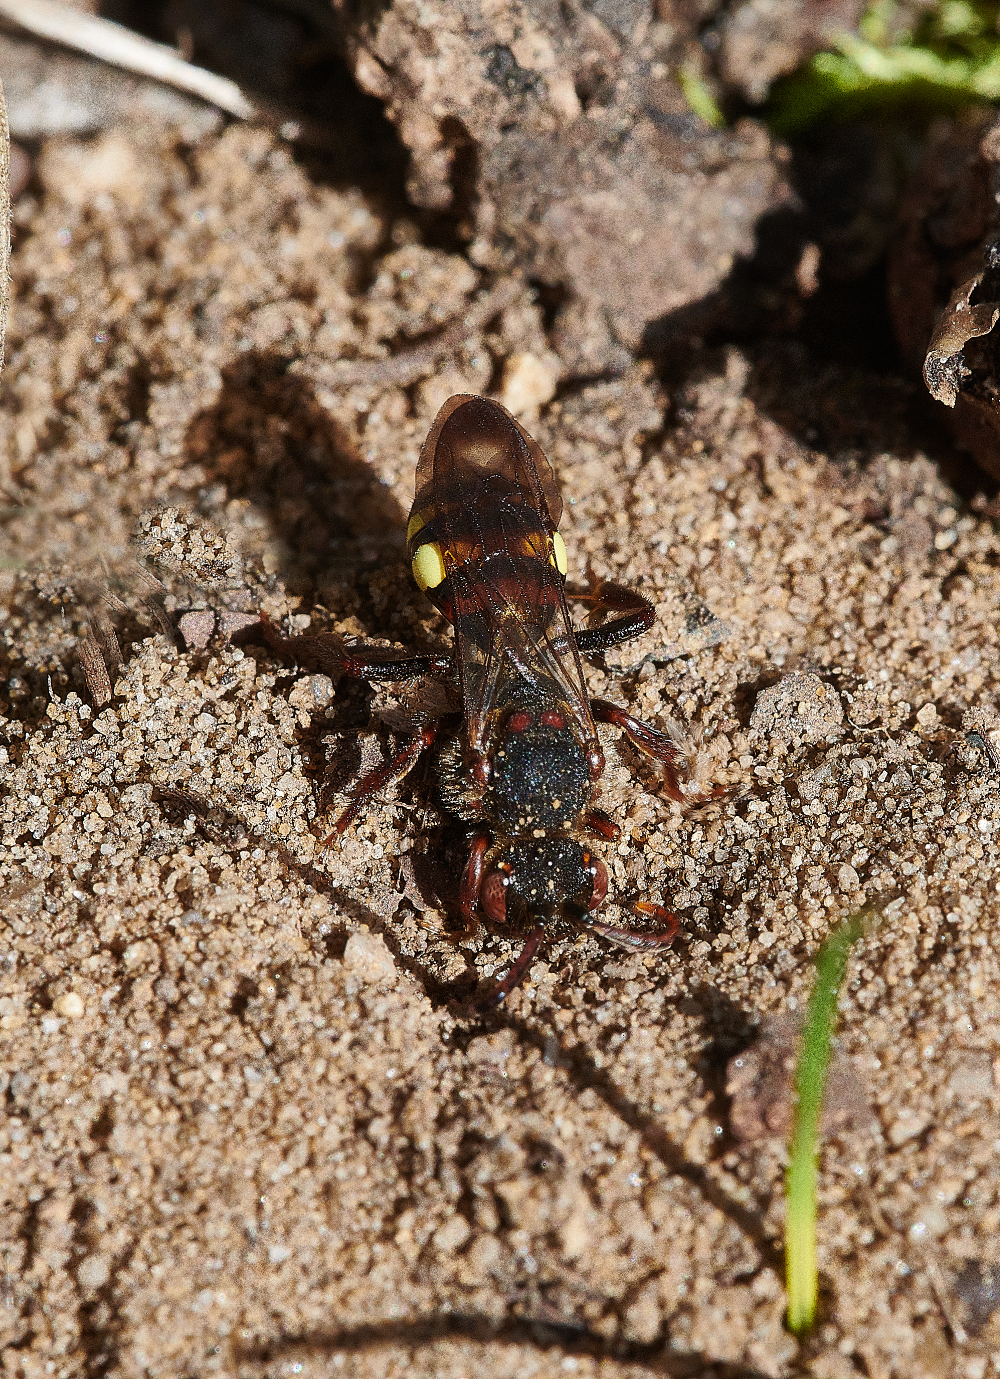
[0,74,8,372]
[0,0,255,118]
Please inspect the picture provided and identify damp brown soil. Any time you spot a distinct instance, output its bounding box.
[2,121,1000,1379]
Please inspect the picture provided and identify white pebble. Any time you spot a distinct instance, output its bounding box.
[432,1215,471,1254]
[501,352,558,415]
[77,1254,110,1288]
[343,932,396,982]
[53,992,85,1019]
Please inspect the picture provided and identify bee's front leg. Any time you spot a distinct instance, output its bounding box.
[586,901,680,949]
[457,832,490,935]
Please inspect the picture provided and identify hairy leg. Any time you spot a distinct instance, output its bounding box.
[590,698,687,800]
[238,613,451,682]
[570,579,655,655]
[325,722,440,841]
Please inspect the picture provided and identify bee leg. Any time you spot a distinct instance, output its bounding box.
[456,832,490,936]
[584,808,620,842]
[589,699,687,801]
[586,903,680,949]
[323,722,440,843]
[237,612,451,682]
[475,923,546,1011]
[571,580,655,655]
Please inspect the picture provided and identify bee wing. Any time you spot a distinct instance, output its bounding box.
[418,396,595,758]
[448,556,595,759]
[413,393,562,531]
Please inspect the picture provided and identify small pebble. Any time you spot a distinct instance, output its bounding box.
[749,672,844,742]
[178,610,216,650]
[432,1215,471,1253]
[887,1107,931,1147]
[343,932,396,982]
[289,675,335,711]
[501,351,558,415]
[218,610,260,638]
[53,992,85,1019]
[838,863,861,891]
[77,1254,110,1289]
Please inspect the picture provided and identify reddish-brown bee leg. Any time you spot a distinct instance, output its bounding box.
[458,833,490,934]
[323,722,440,844]
[239,612,451,682]
[584,808,620,842]
[475,923,546,1010]
[590,698,687,801]
[571,580,655,654]
[590,700,729,807]
[587,902,680,948]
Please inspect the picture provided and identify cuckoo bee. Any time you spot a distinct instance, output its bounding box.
[253,395,705,1005]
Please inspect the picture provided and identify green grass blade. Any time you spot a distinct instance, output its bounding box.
[679,65,725,127]
[785,911,868,1334]
[765,0,1000,134]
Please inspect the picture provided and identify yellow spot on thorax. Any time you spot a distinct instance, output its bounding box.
[551,530,568,576]
[412,541,446,591]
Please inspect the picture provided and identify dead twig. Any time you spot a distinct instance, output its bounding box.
[0,0,255,119]
[77,634,113,708]
[0,74,9,372]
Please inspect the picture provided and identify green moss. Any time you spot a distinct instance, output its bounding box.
[767,0,1000,134]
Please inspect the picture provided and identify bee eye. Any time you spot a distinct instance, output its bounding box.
[412,541,447,591]
[482,869,510,924]
[549,531,568,576]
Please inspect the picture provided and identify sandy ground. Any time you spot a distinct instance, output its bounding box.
[2,111,1000,1379]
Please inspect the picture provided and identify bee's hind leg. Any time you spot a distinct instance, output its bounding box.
[235,612,451,682]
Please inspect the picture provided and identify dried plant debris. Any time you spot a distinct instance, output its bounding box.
[890,109,1000,478]
[0,0,255,118]
[923,265,1000,410]
[0,29,224,141]
[74,629,113,707]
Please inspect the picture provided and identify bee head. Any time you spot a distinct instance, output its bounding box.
[480,838,609,926]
